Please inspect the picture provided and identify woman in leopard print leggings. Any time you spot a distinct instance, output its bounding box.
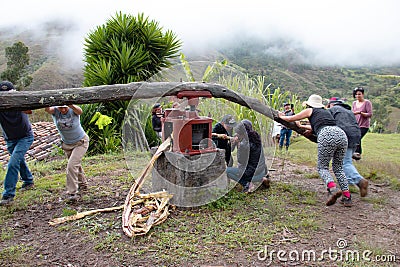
[278,94,352,207]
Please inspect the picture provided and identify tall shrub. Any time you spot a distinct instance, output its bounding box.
[81,12,182,154]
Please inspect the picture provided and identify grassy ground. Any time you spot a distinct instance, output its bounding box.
[0,133,399,266]
[289,133,400,189]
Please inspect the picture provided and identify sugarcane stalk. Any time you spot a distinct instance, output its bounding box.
[48,205,124,226]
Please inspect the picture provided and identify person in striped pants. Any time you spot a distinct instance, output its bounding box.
[278,94,352,207]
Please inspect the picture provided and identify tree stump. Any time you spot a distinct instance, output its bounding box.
[152,149,228,207]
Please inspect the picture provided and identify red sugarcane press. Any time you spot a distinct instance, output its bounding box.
[161,90,216,155]
[153,90,228,207]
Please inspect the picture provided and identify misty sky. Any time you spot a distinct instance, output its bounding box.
[2,0,400,67]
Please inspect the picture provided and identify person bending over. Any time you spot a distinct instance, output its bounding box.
[279,94,352,207]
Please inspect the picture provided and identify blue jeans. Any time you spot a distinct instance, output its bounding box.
[343,147,363,185]
[2,135,34,199]
[279,128,292,148]
[226,167,265,187]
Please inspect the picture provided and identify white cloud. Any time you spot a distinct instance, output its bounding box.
[1,0,399,66]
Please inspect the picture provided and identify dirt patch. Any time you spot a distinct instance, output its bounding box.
[268,158,400,266]
[0,157,399,267]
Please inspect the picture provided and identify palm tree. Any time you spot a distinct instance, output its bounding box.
[81,12,182,154]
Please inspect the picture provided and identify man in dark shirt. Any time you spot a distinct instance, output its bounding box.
[151,103,163,138]
[328,97,368,197]
[0,81,35,205]
[212,114,237,167]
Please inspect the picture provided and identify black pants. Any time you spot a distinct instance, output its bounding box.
[355,127,369,154]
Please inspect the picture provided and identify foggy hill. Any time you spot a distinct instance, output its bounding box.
[1,22,399,132]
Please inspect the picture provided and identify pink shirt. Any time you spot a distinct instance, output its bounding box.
[352,100,373,128]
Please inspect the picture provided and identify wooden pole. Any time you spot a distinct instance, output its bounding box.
[0,82,316,142]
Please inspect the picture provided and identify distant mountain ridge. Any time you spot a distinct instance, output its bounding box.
[1,22,399,132]
[219,37,400,100]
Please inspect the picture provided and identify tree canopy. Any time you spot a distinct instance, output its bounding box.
[1,41,32,89]
[83,12,182,86]
[81,12,182,154]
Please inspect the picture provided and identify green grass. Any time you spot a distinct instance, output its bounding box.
[0,148,321,265]
[355,133,400,188]
[0,227,13,241]
[0,245,31,263]
[0,133,398,265]
[287,136,318,167]
[132,187,320,265]
[288,133,400,190]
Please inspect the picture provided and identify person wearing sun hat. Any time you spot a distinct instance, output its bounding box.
[0,81,35,205]
[278,94,352,207]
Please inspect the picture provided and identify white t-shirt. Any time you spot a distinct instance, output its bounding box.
[272,121,281,137]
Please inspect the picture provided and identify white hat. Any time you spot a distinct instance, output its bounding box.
[57,105,69,108]
[302,94,325,108]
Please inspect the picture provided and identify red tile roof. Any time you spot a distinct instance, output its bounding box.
[0,122,61,166]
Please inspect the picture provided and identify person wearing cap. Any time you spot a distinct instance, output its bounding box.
[352,87,373,160]
[227,120,267,193]
[44,104,89,202]
[151,103,163,138]
[327,97,369,197]
[279,103,295,150]
[278,94,352,207]
[212,114,237,167]
[0,81,35,205]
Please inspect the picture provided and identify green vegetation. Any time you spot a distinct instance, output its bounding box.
[221,38,400,133]
[80,12,182,154]
[0,245,31,263]
[0,16,399,266]
[0,132,398,266]
[0,151,320,265]
[2,26,400,134]
[289,133,400,189]
[0,41,32,89]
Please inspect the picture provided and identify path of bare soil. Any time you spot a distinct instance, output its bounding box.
[269,158,400,266]
[0,157,399,267]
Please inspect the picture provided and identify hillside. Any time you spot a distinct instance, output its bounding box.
[1,22,400,131]
[0,23,84,91]
[220,38,400,100]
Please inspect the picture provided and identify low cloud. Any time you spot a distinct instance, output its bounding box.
[1,0,400,67]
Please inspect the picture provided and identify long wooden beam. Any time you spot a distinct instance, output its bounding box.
[0,82,316,142]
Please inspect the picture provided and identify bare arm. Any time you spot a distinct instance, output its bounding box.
[297,122,312,130]
[68,104,82,115]
[44,107,56,114]
[361,100,373,118]
[279,108,312,122]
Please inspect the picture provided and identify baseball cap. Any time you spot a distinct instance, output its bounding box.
[328,97,344,105]
[220,114,237,127]
[0,81,15,91]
